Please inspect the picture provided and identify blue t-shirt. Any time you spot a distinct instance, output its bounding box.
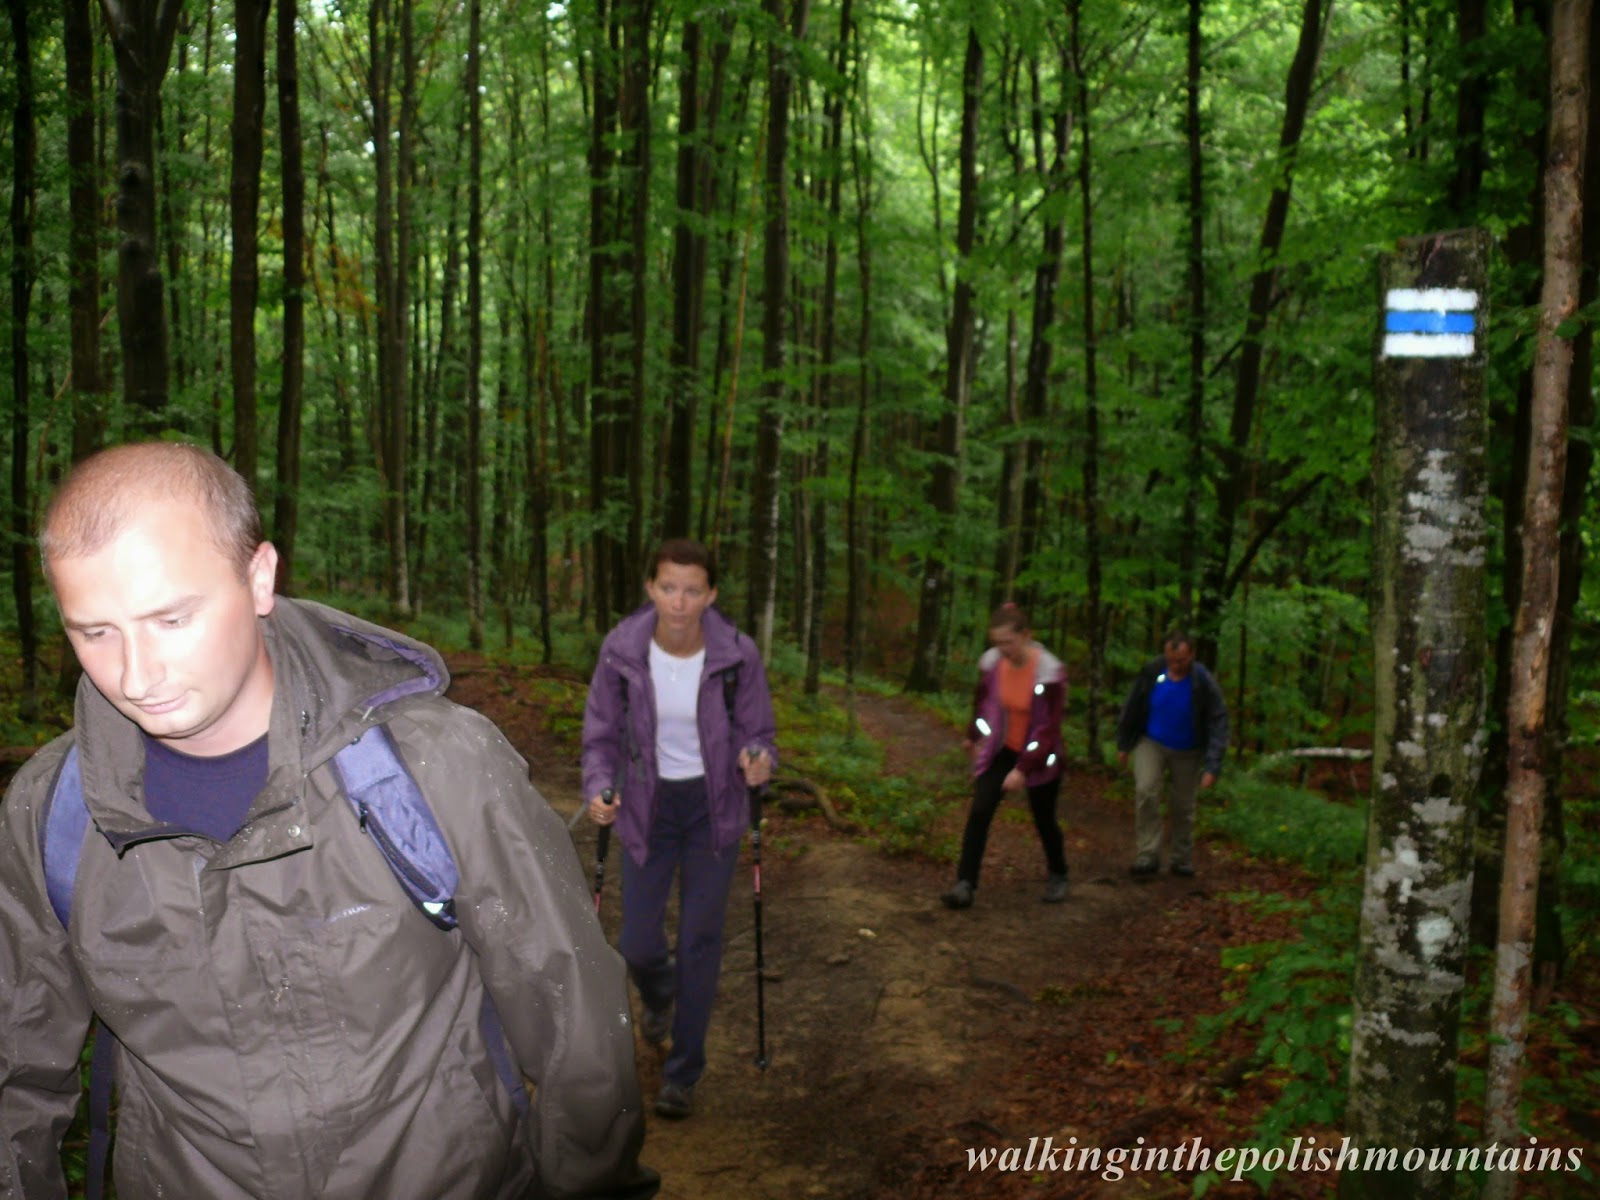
[142,732,269,844]
[1146,673,1198,751]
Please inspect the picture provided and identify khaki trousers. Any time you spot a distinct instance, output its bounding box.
[1132,736,1203,868]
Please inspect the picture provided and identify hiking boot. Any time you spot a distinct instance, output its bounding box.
[940,880,975,910]
[654,1082,694,1120]
[1042,873,1069,904]
[639,1005,672,1046]
[1129,859,1159,878]
[1170,862,1195,878]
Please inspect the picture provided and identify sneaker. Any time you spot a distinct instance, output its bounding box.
[1170,862,1195,878]
[640,1005,672,1046]
[1129,859,1159,878]
[940,880,975,910]
[654,1082,694,1119]
[1042,874,1069,904]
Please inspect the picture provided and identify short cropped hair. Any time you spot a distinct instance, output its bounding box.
[648,538,717,589]
[40,442,263,579]
[988,602,1030,634]
[1163,629,1194,652]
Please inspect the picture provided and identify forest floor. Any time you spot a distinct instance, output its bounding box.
[446,655,1358,1200]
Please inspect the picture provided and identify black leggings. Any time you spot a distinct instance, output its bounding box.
[956,746,1066,886]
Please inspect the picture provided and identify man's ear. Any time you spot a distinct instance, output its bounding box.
[249,542,280,616]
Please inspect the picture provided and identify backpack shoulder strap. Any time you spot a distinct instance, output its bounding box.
[331,723,461,931]
[40,743,89,930]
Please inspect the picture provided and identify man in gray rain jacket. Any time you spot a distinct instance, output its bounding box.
[0,442,657,1200]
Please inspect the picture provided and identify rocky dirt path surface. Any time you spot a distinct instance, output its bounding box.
[445,661,1310,1200]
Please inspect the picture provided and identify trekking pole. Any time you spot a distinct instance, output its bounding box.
[592,788,614,914]
[748,754,769,1071]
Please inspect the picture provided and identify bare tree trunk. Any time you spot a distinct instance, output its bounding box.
[229,0,269,488]
[845,34,873,738]
[65,0,105,459]
[274,0,307,592]
[665,16,706,538]
[907,25,982,692]
[1483,6,1591,1194]
[1180,0,1205,620]
[102,0,185,423]
[9,0,39,720]
[466,0,485,648]
[588,0,625,631]
[747,0,811,658]
[1341,229,1490,1200]
[1073,0,1103,765]
[621,0,653,605]
[1199,0,1328,661]
[1451,0,1489,213]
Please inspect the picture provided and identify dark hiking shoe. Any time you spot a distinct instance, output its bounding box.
[1170,862,1195,878]
[1129,859,1159,879]
[640,1005,672,1046]
[654,1082,694,1119]
[1042,874,1069,904]
[940,880,976,910]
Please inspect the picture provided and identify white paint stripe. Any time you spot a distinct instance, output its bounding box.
[1385,288,1479,312]
[1383,333,1475,358]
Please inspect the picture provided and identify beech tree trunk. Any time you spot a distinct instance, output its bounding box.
[274,0,307,591]
[747,0,811,658]
[65,0,105,459]
[466,0,485,648]
[102,0,185,422]
[9,0,38,720]
[1074,0,1104,765]
[1180,0,1205,619]
[1341,228,1490,1200]
[1483,6,1591,1196]
[1199,0,1328,660]
[229,0,269,488]
[907,26,982,692]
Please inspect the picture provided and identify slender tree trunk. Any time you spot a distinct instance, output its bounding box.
[747,0,811,657]
[274,0,306,592]
[845,35,873,737]
[230,0,269,488]
[588,0,625,630]
[65,0,105,459]
[664,16,705,538]
[1483,6,1590,1194]
[1341,229,1490,1200]
[1451,0,1489,214]
[9,0,39,720]
[1074,0,1103,765]
[1180,0,1205,620]
[1198,0,1328,661]
[102,0,185,422]
[907,26,981,692]
[466,0,485,647]
[621,0,653,605]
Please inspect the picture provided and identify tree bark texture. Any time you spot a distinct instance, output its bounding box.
[9,0,39,719]
[230,0,269,489]
[1483,4,1590,1193]
[664,17,705,539]
[102,0,185,421]
[588,0,625,631]
[1074,0,1104,765]
[1181,0,1205,620]
[65,0,105,459]
[1341,229,1490,1200]
[466,0,486,649]
[274,0,307,592]
[907,25,981,692]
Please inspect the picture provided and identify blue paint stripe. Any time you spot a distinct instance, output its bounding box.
[1385,310,1475,334]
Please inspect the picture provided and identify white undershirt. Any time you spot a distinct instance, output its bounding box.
[650,639,706,781]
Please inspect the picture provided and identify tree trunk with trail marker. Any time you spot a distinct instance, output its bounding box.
[1340,229,1490,1200]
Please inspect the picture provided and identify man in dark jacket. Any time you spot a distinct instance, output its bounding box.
[1114,631,1229,878]
[0,442,658,1200]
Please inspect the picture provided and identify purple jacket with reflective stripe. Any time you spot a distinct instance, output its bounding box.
[582,605,778,866]
[967,643,1067,786]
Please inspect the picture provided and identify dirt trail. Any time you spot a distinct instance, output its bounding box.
[447,663,1267,1199]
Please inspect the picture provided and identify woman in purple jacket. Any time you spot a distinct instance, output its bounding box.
[582,539,777,1120]
[940,603,1069,910]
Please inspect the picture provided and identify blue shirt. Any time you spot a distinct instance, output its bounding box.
[142,731,269,844]
[1146,673,1198,751]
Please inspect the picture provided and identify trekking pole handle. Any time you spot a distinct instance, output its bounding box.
[592,789,615,913]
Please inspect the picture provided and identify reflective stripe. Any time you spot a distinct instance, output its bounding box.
[975,718,992,737]
[1026,741,1039,752]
